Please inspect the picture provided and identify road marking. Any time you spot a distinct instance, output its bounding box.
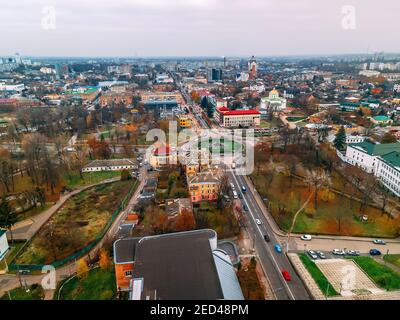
[231,172,296,300]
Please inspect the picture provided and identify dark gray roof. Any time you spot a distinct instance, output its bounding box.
[133,230,223,300]
[113,237,140,264]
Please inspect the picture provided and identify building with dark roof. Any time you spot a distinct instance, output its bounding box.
[113,229,243,300]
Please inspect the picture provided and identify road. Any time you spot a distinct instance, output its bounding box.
[229,171,311,300]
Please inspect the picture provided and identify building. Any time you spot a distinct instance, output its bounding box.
[375,151,400,197]
[248,56,258,80]
[345,135,367,144]
[370,115,393,126]
[215,107,260,128]
[82,159,137,172]
[0,229,9,261]
[165,198,193,219]
[188,169,221,203]
[149,145,178,168]
[64,86,99,102]
[176,114,192,128]
[99,92,133,107]
[113,229,244,300]
[344,141,400,174]
[139,91,185,105]
[260,89,287,118]
[207,68,223,83]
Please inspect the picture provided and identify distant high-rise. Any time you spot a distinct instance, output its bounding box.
[207,68,222,83]
[248,55,257,80]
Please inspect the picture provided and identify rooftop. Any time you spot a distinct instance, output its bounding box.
[380,151,400,168]
[350,141,400,156]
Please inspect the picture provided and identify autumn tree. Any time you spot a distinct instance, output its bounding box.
[174,209,196,232]
[305,169,332,210]
[99,248,112,270]
[381,132,397,144]
[76,258,89,280]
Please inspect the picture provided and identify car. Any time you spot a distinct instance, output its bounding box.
[346,250,360,256]
[316,251,326,259]
[332,249,346,256]
[308,250,318,260]
[373,239,386,245]
[281,270,291,281]
[243,204,249,212]
[370,249,382,256]
[238,193,243,199]
[274,244,282,253]
[230,183,235,189]
[233,191,238,199]
[263,234,270,242]
[300,234,312,241]
[255,219,262,225]
[241,186,247,193]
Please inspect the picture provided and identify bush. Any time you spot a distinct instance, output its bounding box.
[120,170,131,181]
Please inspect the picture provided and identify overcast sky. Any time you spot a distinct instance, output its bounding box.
[1,0,399,57]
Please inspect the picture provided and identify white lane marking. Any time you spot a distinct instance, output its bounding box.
[231,173,296,300]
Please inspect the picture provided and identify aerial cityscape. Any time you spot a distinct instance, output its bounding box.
[0,0,400,312]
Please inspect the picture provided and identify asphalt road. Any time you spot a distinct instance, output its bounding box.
[229,171,311,300]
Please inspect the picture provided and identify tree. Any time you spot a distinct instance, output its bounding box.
[381,132,397,144]
[0,197,17,243]
[174,209,196,232]
[76,258,89,280]
[305,169,332,210]
[120,170,131,181]
[99,248,112,270]
[334,126,346,150]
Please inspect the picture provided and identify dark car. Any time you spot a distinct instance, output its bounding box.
[263,234,270,242]
[243,204,249,211]
[370,249,382,256]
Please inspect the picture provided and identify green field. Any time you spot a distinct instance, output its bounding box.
[58,267,116,300]
[1,284,44,300]
[62,171,121,189]
[299,253,339,297]
[350,256,400,291]
[383,255,400,268]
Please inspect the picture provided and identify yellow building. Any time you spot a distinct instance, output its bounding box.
[188,169,221,203]
[177,115,192,128]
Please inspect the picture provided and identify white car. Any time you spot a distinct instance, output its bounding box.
[332,249,346,256]
[300,235,312,241]
[373,239,386,245]
[230,183,235,189]
[255,219,262,225]
[308,250,318,260]
[316,251,326,259]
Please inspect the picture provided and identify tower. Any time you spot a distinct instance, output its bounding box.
[248,56,257,80]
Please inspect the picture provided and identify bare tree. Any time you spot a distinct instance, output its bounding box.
[304,169,332,210]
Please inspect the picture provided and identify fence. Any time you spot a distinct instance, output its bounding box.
[8,180,138,272]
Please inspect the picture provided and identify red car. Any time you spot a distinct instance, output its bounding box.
[281,270,291,281]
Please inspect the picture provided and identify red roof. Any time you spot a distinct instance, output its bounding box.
[0,98,17,104]
[217,107,260,116]
[153,145,172,156]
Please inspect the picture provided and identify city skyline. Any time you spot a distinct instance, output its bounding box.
[1,0,399,57]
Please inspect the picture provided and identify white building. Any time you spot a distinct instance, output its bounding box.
[0,83,25,92]
[82,159,137,172]
[0,229,9,261]
[375,151,400,197]
[346,135,367,144]
[260,89,287,118]
[359,70,381,77]
[215,107,260,128]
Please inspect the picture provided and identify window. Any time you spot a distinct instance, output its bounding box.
[125,270,133,277]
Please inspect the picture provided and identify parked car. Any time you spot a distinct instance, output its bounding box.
[332,249,346,256]
[275,244,282,253]
[300,235,312,241]
[316,251,326,259]
[369,249,381,256]
[308,250,318,260]
[230,183,235,189]
[373,239,386,245]
[255,219,262,225]
[243,204,248,212]
[346,250,360,256]
[238,193,243,199]
[263,234,270,242]
[281,270,291,281]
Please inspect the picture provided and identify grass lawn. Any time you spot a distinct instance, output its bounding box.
[58,267,116,300]
[62,171,121,189]
[0,242,25,270]
[383,255,400,268]
[252,172,400,238]
[14,180,135,265]
[298,253,339,297]
[350,256,400,291]
[1,284,44,300]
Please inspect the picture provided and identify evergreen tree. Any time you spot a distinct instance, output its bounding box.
[0,197,17,243]
[334,126,346,150]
